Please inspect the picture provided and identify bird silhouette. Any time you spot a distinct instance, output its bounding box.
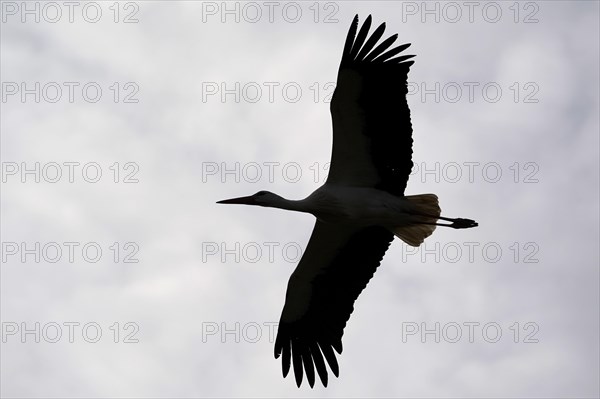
[218,14,478,388]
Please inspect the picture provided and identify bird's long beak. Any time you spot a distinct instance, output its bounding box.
[216,195,257,205]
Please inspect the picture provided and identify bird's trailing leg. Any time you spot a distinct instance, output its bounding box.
[394,212,478,246]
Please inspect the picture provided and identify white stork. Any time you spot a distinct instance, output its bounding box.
[217,15,478,388]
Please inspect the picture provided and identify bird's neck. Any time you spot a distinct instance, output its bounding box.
[267,197,310,213]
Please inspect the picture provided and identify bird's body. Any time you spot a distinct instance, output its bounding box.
[217,14,478,388]
[252,185,430,227]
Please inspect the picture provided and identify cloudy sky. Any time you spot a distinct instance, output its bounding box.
[1,1,599,397]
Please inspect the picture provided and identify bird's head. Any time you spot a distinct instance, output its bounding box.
[216,190,282,207]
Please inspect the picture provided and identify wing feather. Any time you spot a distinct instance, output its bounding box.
[348,15,372,60]
[302,343,316,387]
[292,343,303,386]
[363,34,398,62]
[310,343,328,387]
[341,15,359,64]
[355,22,385,61]
[372,43,412,63]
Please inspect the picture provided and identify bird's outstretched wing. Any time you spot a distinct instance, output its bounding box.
[274,222,393,387]
[328,14,415,196]
[274,15,414,387]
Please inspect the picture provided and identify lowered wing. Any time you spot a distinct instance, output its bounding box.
[274,222,393,387]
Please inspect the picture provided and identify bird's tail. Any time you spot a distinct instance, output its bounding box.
[392,194,440,247]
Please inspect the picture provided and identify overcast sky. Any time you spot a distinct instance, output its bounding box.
[1,1,599,397]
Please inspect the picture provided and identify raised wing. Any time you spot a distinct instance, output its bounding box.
[274,222,393,387]
[328,14,415,196]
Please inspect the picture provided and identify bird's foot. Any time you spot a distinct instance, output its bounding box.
[448,218,478,229]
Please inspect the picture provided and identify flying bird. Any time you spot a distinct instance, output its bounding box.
[217,14,478,388]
